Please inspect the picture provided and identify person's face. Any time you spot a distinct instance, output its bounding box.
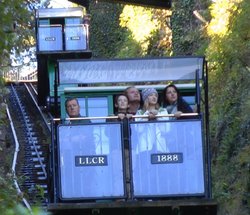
[165,87,178,104]
[126,87,140,102]
[147,93,158,105]
[66,99,80,117]
[116,95,129,110]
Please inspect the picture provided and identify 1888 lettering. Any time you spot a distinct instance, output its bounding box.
[151,153,183,164]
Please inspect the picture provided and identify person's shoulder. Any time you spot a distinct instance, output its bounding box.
[136,109,145,115]
[158,107,168,113]
[158,107,166,111]
[178,99,193,113]
[135,109,148,121]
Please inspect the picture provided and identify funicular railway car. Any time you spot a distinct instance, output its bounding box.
[35,7,91,107]
[47,57,217,215]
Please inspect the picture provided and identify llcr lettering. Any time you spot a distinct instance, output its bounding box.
[75,155,108,166]
[79,156,105,165]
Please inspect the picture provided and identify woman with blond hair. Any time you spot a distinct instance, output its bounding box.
[134,88,170,153]
[132,88,170,194]
[136,88,169,121]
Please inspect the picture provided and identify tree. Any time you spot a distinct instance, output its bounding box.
[89,1,127,58]
[0,0,44,70]
[171,0,210,55]
[89,2,172,58]
[119,5,172,57]
[207,0,250,214]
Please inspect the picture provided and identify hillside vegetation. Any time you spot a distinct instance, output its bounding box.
[207,1,250,214]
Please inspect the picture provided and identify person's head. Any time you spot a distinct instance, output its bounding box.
[141,88,159,110]
[124,86,141,103]
[65,98,80,118]
[115,94,129,112]
[163,84,180,105]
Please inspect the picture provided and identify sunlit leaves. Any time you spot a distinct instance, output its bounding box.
[89,2,127,58]
[208,0,243,37]
[120,5,160,52]
[0,0,44,67]
[119,5,172,56]
[207,1,250,214]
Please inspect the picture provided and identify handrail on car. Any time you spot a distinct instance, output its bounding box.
[38,24,62,27]
[53,113,199,122]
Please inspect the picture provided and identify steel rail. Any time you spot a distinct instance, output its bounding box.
[6,104,32,212]
[10,84,47,179]
[24,83,51,132]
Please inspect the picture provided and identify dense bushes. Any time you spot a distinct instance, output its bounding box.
[207,0,250,214]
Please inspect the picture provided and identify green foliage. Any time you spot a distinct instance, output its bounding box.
[171,0,195,55]
[119,5,159,55]
[0,78,9,125]
[119,6,172,57]
[89,2,127,58]
[0,169,49,215]
[171,0,210,55]
[89,2,172,58]
[142,10,172,57]
[116,32,143,58]
[0,172,19,211]
[207,0,250,214]
[0,0,40,66]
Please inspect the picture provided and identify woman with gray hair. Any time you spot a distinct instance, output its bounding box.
[134,88,170,153]
[132,88,170,194]
[135,88,169,121]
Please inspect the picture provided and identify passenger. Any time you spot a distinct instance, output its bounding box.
[63,98,94,196]
[134,88,170,151]
[163,84,194,119]
[132,88,170,194]
[136,88,169,121]
[65,97,90,123]
[124,86,141,115]
[107,94,132,122]
[106,94,132,199]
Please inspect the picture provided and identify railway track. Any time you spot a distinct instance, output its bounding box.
[7,83,51,206]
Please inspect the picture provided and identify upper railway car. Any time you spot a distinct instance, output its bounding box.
[35,5,217,215]
[36,7,91,107]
